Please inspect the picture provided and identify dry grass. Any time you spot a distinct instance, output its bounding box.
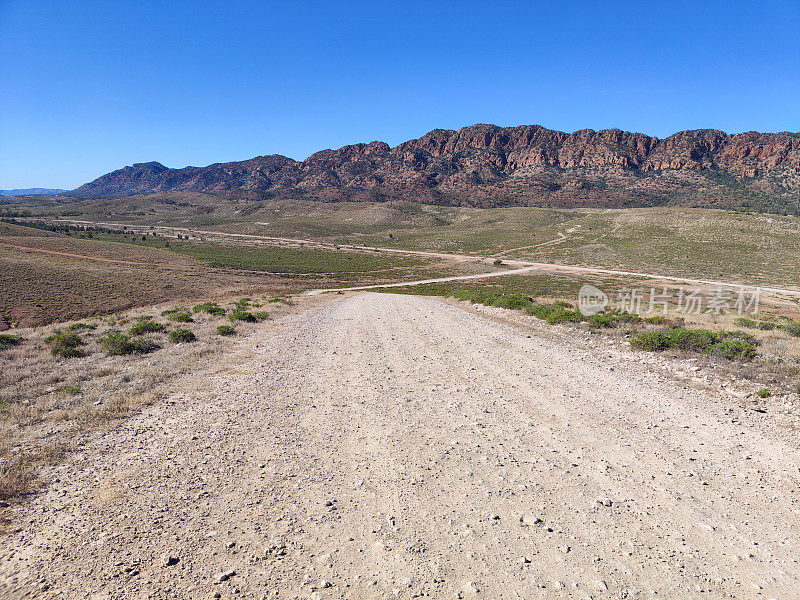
[0,293,305,506]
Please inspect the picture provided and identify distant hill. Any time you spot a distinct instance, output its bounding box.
[69,124,800,212]
[0,188,67,196]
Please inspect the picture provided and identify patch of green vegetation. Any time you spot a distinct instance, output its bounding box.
[67,322,97,331]
[169,328,196,343]
[781,322,800,337]
[216,325,236,336]
[252,311,269,321]
[229,309,256,323]
[128,319,165,336]
[706,339,757,360]
[64,385,81,395]
[99,331,158,355]
[167,311,194,323]
[527,302,584,324]
[630,327,757,359]
[756,388,771,398]
[0,333,22,350]
[161,307,186,316]
[45,331,83,358]
[193,302,226,315]
[107,238,433,277]
[586,310,643,328]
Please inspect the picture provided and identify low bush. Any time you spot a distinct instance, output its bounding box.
[0,333,22,350]
[99,331,158,355]
[45,332,83,358]
[494,294,533,311]
[721,330,758,346]
[735,317,776,330]
[169,329,196,343]
[587,310,642,328]
[216,325,236,336]
[168,311,194,323]
[128,319,165,336]
[161,307,185,316]
[526,302,583,324]
[644,315,667,325]
[51,346,82,358]
[756,388,771,398]
[630,327,756,359]
[252,311,270,321]
[229,309,256,323]
[193,302,226,315]
[706,339,757,360]
[664,327,718,352]
[781,322,800,337]
[64,385,81,395]
[630,331,671,351]
[67,322,97,331]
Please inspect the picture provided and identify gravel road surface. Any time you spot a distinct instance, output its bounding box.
[2,293,799,599]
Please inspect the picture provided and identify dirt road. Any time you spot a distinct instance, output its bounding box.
[2,293,799,599]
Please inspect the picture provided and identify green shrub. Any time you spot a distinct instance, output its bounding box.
[128,319,165,336]
[756,388,771,398]
[161,307,185,316]
[193,302,226,315]
[587,310,642,328]
[68,322,96,331]
[216,325,236,336]
[168,312,193,323]
[664,327,718,352]
[494,294,533,311]
[45,331,81,347]
[169,329,196,343]
[252,311,270,321]
[631,327,756,359]
[45,332,83,357]
[99,331,158,355]
[704,339,757,360]
[734,317,759,328]
[229,309,256,323]
[644,315,667,325]
[721,330,758,346]
[0,333,21,350]
[736,317,779,331]
[234,297,252,309]
[51,346,82,358]
[630,331,671,351]
[64,385,81,395]
[781,322,800,337]
[526,302,583,324]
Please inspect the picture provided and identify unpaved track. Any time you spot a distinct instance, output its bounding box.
[2,293,799,599]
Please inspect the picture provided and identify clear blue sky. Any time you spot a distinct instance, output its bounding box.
[1,0,798,189]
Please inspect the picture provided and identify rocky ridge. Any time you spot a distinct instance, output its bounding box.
[71,124,800,209]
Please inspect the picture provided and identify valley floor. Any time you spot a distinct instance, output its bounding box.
[1,293,799,599]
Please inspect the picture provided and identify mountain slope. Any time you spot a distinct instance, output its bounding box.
[70,124,800,210]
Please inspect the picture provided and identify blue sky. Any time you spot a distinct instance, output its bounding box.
[1,0,798,189]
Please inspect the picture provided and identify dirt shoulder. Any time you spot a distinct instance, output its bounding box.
[1,293,799,599]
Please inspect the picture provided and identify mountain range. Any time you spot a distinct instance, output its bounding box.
[69,124,800,211]
[0,188,67,196]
